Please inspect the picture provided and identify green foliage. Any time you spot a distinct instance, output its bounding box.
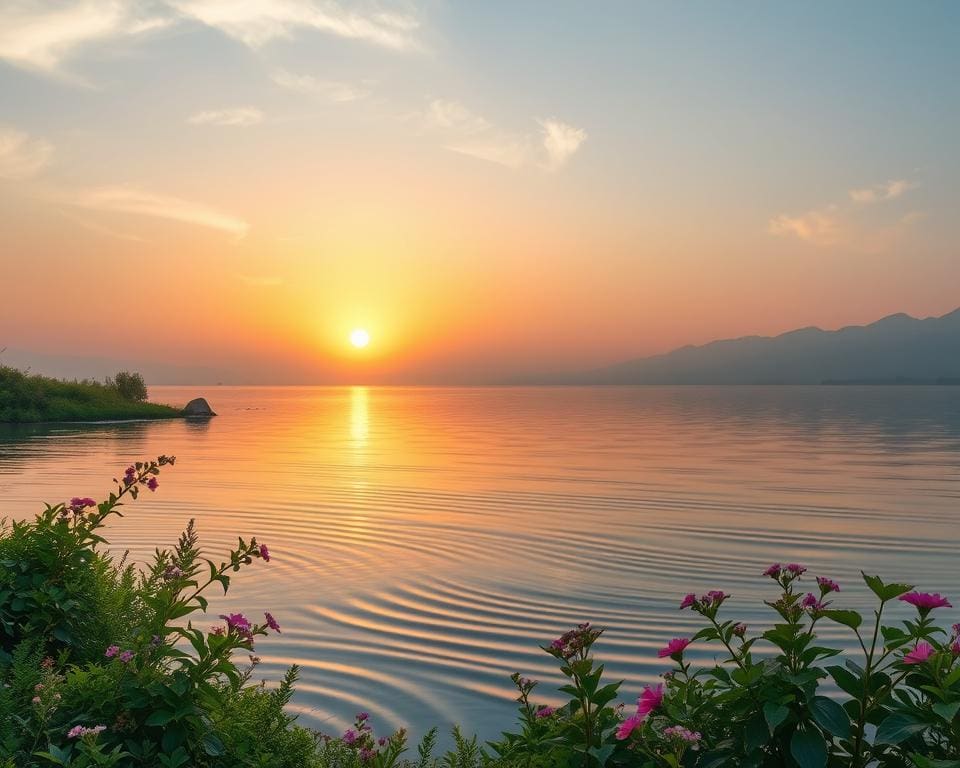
[0,367,178,423]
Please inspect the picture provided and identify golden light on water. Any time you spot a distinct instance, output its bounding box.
[350,329,371,348]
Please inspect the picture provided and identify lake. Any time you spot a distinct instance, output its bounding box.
[1,386,959,741]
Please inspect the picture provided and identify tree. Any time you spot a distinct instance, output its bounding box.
[110,370,148,402]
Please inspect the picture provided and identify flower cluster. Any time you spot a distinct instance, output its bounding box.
[679,590,730,617]
[548,622,603,660]
[67,724,106,740]
[663,725,702,743]
[339,712,404,762]
[104,645,135,664]
[616,684,664,740]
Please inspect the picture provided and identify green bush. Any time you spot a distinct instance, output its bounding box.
[107,373,147,403]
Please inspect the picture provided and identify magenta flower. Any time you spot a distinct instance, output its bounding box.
[952,641,960,657]
[732,623,747,637]
[378,737,387,747]
[535,705,555,718]
[786,563,806,576]
[146,477,158,491]
[359,748,375,761]
[816,577,840,594]
[616,714,644,740]
[953,623,960,636]
[357,712,369,722]
[67,725,106,739]
[899,592,952,612]
[763,563,782,577]
[658,637,691,659]
[220,613,254,640]
[903,642,936,665]
[264,612,281,633]
[801,593,821,609]
[637,684,664,717]
[118,650,134,663]
[259,543,271,562]
[679,593,697,610]
[104,645,119,658]
[342,729,358,745]
[663,725,702,743]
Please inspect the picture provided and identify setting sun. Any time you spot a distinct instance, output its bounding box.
[350,329,371,349]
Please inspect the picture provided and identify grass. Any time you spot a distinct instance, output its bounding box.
[0,366,182,423]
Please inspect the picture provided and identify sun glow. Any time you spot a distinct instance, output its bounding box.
[350,328,371,348]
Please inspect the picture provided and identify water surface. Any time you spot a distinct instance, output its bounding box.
[1,386,959,740]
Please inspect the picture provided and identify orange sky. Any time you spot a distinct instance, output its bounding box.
[1,2,958,383]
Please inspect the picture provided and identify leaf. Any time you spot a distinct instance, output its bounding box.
[809,695,852,738]
[932,701,960,723]
[763,702,790,731]
[145,709,176,727]
[875,712,927,745]
[822,610,862,630]
[827,665,862,698]
[790,727,827,768]
[201,732,225,757]
[587,743,615,767]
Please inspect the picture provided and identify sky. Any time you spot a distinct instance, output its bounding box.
[1,1,958,384]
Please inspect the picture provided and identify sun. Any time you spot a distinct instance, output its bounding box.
[349,328,371,348]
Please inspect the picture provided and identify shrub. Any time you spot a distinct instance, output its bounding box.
[107,373,147,403]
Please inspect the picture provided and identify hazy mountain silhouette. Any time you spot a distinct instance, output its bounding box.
[562,308,960,384]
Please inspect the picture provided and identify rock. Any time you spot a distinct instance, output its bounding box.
[182,397,216,418]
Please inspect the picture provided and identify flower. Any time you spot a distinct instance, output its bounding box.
[816,577,840,594]
[220,613,253,640]
[953,623,960,636]
[259,543,271,562]
[357,712,369,722]
[119,650,134,663]
[763,563,782,577]
[732,623,747,637]
[146,477,159,491]
[616,714,644,740]
[679,593,697,610]
[265,612,281,633]
[951,640,960,657]
[903,642,936,665]
[663,725,702,743]
[359,748,375,761]
[658,637,691,659]
[535,705,555,718]
[68,497,97,514]
[899,592,952,612]
[31,696,41,704]
[637,684,664,717]
[162,564,183,580]
[105,645,119,658]
[801,593,820,609]
[786,563,806,576]
[549,623,602,659]
[378,737,387,747]
[342,729,358,745]
[67,725,106,739]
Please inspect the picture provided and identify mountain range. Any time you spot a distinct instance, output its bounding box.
[558,307,960,385]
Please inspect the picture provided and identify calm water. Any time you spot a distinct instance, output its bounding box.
[1,386,959,740]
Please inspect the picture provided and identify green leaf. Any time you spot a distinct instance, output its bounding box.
[809,696,852,738]
[145,709,176,727]
[822,610,862,630]
[932,701,960,723]
[827,665,861,698]
[790,727,827,768]
[202,732,225,757]
[587,743,615,767]
[763,702,790,731]
[875,712,927,745]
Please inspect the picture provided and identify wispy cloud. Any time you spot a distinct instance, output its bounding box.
[187,107,264,126]
[768,207,842,247]
[0,1,172,76]
[170,0,420,50]
[849,179,917,204]
[271,69,370,102]
[0,126,54,179]
[73,184,248,237]
[423,99,586,171]
[539,119,587,171]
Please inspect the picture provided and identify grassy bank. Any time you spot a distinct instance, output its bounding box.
[0,367,181,423]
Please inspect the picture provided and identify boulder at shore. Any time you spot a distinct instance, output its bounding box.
[183,398,217,417]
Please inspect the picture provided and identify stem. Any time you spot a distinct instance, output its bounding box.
[851,602,886,768]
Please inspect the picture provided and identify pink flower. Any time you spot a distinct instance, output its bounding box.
[801,593,822,610]
[146,477,158,491]
[679,593,697,610]
[357,712,369,722]
[616,714,644,740]
[786,563,806,576]
[637,684,664,717]
[732,623,747,637]
[220,613,253,639]
[104,645,119,658]
[259,543,270,562]
[119,650,134,663]
[378,737,387,747]
[953,623,960,636]
[816,577,840,593]
[903,642,936,665]
[359,748,375,761]
[663,725,702,743]
[31,696,41,704]
[763,563,782,577]
[264,612,281,633]
[67,725,84,739]
[535,706,555,718]
[342,729,358,745]
[67,725,106,739]
[951,641,960,657]
[658,637,691,659]
[899,592,952,612]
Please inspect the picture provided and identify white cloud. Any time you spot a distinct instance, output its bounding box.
[187,107,264,126]
[539,119,587,170]
[426,99,490,134]
[0,126,54,179]
[271,69,370,102]
[73,184,248,237]
[849,179,917,204]
[768,207,842,247]
[170,0,420,50]
[0,1,172,75]
[445,137,530,169]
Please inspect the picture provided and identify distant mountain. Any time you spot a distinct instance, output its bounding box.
[563,308,960,384]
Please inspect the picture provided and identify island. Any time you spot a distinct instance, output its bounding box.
[0,366,213,423]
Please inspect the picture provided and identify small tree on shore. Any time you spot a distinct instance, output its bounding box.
[109,371,147,402]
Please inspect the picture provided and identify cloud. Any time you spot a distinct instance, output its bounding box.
[768,207,842,247]
[0,1,172,75]
[187,107,264,126]
[170,0,420,50]
[271,69,370,102]
[849,179,917,204]
[73,184,248,237]
[423,99,586,171]
[0,127,54,179]
[539,119,587,170]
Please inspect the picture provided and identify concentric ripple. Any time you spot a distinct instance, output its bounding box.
[1,385,959,740]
